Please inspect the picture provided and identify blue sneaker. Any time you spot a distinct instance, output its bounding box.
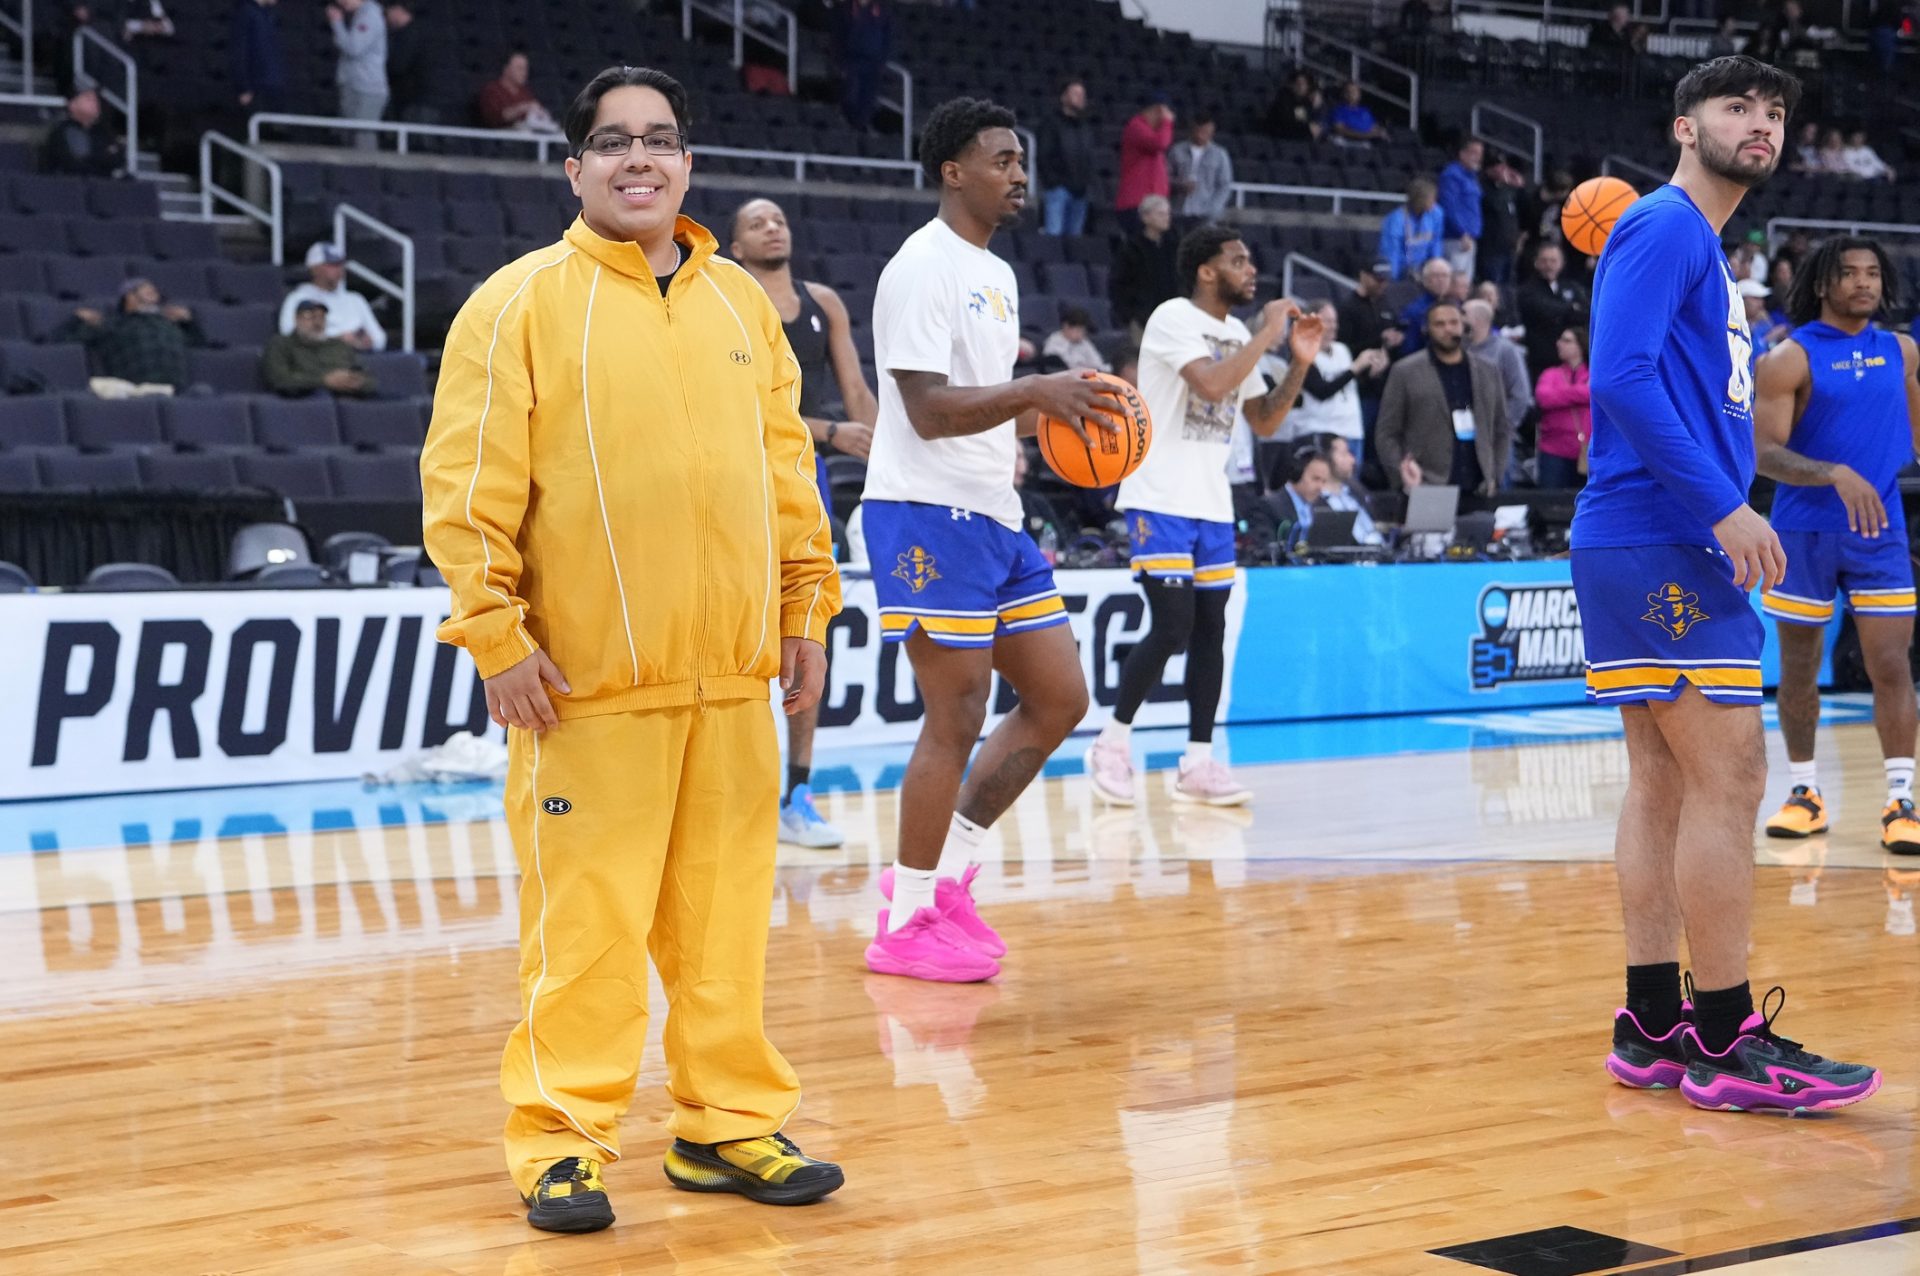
[778,784,845,849]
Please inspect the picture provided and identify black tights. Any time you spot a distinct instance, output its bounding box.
[1113,579,1228,742]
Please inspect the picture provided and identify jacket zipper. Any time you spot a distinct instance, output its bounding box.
[663,267,711,712]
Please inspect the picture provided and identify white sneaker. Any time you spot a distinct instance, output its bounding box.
[1171,757,1251,807]
[778,785,845,848]
[1085,736,1135,806]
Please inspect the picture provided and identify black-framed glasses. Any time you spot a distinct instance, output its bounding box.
[582,130,686,158]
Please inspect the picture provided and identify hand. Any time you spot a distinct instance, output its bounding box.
[1258,298,1302,349]
[1710,504,1787,592]
[780,636,826,716]
[1830,463,1888,538]
[322,368,365,392]
[1025,369,1124,445]
[1356,348,1389,375]
[1399,455,1425,489]
[483,648,570,733]
[238,91,253,107]
[74,307,102,325]
[1286,310,1326,364]
[831,420,873,459]
[344,330,374,350]
[1459,234,1475,250]
[162,304,192,322]
[1382,327,1405,351]
[324,4,343,21]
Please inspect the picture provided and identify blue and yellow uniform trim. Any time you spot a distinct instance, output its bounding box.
[1126,511,1238,591]
[864,499,1070,649]
[1570,545,1766,706]
[1586,657,1765,702]
[1761,529,1917,625]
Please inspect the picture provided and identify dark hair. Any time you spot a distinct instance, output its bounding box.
[1785,235,1899,325]
[1562,324,1590,363]
[1426,299,1462,326]
[1533,239,1563,260]
[1060,305,1092,329]
[918,96,1019,185]
[1673,55,1801,120]
[564,66,692,159]
[1176,222,1244,295]
[1192,110,1216,128]
[1289,446,1329,484]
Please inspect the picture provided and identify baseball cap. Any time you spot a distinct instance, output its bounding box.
[118,275,154,297]
[294,298,328,313]
[1736,279,1770,298]
[306,241,346,267]
[1366,260,1393,277]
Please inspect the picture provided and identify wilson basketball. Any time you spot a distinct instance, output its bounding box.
[1036,372,1153,488]
[1560,176,1639,258]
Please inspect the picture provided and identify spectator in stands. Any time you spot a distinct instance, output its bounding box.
[1816,127,1848,175]
[1116,92,1174,235]
[58,277,206,393]
[1043,306,1111,373]
[1269,301,1386,451]
[1774,228,1813,271]
[1871,0,1903,73]
[1768,0,1814,59]
[121,1,175,43]
[1438,139,1484,283]
[1532,324,1589,490]
[1111,194,1179,338]
[1707,15,1741,57]
[1315,434,1382,544]
[1517,168,1573,266]
[1789,120,1822,173]
[1377,176,1445,280]
[1478,150,1524,285]
[41,87,123,177]
[326,0,387,150]
[1376,301,1510,496]
[1039,79,1096,237]
[1739,279,1784,354]
[1473,280,1516,328]
[1589,2,1633,51]
[1266,70,1321,142]
[1517,241,1587,380]
[1842,129,1897,181]
[280,241,388,351]
[384,2,433,123]
[1463,298,1531,441]
[477,51,559,132]
[1327,81,1387,146]
[1336,261,1405,367]
[1399,257,1454,355]
[231,0,287,115]
[1168,113,1234,223]
[263,298,378,397]
[833,0,892,132]
[1766,258,1794,320]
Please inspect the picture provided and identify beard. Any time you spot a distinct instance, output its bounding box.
[751,251,790,270]
[1697,129,1780,189]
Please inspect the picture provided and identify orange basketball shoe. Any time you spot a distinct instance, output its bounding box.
[1880,798,1920,854]
[1764,786,1827,839]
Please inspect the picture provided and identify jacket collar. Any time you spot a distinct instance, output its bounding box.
[564,214,717,287]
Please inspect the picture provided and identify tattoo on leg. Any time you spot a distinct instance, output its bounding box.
[959,746,1045,827]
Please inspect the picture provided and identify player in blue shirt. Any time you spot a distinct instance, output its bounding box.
[1575,56,1880,1113]
[1754,238,1920,851]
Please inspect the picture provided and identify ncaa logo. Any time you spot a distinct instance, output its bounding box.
[542,796,573,816]
[730,350,751,364]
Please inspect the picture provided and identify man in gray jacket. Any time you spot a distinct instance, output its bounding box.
[1168,113,1234,223]
[1375,301,1511,498]
[1462,298,1532,437]
[327,0,387,150]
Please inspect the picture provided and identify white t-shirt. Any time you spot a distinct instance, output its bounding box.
[1266,341,1362,442]
[278,282,388,351]
[864,218,1023,529]
[1118,297,1267,522]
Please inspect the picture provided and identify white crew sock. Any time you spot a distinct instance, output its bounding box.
[934,812,987,880]
[1184,740,1212,765]
[886,864,938,933]
[1887,757,1915,803]
[1788,759,1818,793]
[1099,718,1132,747]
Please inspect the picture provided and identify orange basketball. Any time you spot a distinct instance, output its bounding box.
[1036,371,1152,488]
[1561,176,1640,258]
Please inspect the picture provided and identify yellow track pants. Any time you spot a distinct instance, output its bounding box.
[499,700,800,1197]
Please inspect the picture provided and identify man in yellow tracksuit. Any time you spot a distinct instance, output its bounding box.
[421,66,845,1234]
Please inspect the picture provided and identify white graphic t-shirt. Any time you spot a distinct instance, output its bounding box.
[1118,297,1268,522]
[863,218,1024,529]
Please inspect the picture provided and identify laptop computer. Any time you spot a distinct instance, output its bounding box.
[1402,484,1461,534]
[1305,509,1361,549]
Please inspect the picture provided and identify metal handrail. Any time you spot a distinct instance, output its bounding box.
[877,60,914,163]
[1452,0,1670,23]
[1014,124,1038,199]
[1230,181,1403,215]
[0,0,31,94]
[1765,216,1920,248]
[681,0,798,91]
[73,26,136,176]
[1297,31,1420,126]
[334,203,415,354]
[1281,251,1358,301]
[1471,101,1542,184]
[0,89,63,107]
[1600,153,1667,187]
[200,131,283,265]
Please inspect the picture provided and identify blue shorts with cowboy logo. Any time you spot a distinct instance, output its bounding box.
[863,499,1068,648]
[1570,544,1764,705]
[1125,510,1237,590]
[1761,529,1916,626]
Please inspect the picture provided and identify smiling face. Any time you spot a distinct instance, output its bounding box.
[730,198,790,269]
[946,125,1028,231]
[1679,91,1787,189]
[566,85,690,246]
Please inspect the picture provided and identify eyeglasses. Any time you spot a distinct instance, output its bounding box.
[582,130,686,158]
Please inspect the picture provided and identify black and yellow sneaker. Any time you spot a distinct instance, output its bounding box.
[663,1133,844,1205]
[523,1157,614,1233]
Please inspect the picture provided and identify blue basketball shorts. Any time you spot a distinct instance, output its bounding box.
[863,499,1068,648]
[1125,510,1237,590]
[1761,528,1915,625]
[1570,544,1764,705]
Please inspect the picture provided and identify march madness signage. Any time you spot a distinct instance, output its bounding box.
[1468,581,1586,690]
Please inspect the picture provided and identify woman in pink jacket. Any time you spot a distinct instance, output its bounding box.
[1533,324,1590,489]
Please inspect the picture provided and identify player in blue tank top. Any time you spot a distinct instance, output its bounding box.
[1573,57,1880,1113]
[1751,237,1920,852]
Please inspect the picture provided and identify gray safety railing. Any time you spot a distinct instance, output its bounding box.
[1293,30,1420,126]
[1765,216,1920,248]
[1452,0,1670,24]
[876,61,915,163]
[73,26,136,175]
[200,131,284,265]
[1471,101,1543,184]
[1600,153,1667,188]
[0,0,31,94]
[681,0,798,92]
[1281,252,1359,302]
[1230,181,1404,215]
[334,203,415,354]
[1014,124,1039,198]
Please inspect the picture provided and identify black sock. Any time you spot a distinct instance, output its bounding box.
[1692,981,1755,1053]
[786,764,809,800]
[1625,962,1681,1037]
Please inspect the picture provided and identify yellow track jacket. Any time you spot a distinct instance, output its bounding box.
[421,215,841,718]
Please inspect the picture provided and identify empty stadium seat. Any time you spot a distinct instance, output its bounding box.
[139,450,240,490]
[0,560,32,591]
[39,450,142,490]
[0,341,90,391]
[83,561,179,589]
[159,396,254,449]
[362,351,428,399]
[67,397,165,450]
[187,348,265,394]
[2,396,66,447]
[236,452,333,498]
[327,451,422,501]
[250,397,341,450]
[338,399,425,450]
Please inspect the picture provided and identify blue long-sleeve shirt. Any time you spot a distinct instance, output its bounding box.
[230,0,286,97]
[1437,161,1483,239]
[1574,185,1756,549]
[1376,205,1445,280]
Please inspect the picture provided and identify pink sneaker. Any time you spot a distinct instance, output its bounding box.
[877,865,1007,957]
[864,908,999,982]
[1172,757,1251,807]
[1085,736,1135,806]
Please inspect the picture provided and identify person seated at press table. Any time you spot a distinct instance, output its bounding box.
[263,299,379,398]
[1314,433,1384,545]
[56,277,206,393]
[1374,300,1511,498]
[1271,445,1331,553]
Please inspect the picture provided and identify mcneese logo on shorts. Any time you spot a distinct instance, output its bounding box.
[1571,546,1764,704]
